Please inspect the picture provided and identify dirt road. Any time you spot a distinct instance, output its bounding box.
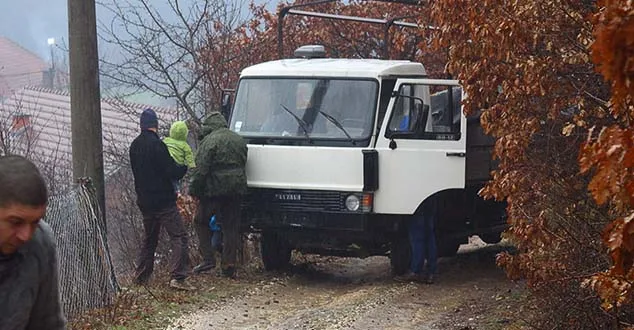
[168,238,525,330]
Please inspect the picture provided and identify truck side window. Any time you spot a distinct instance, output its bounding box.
[430,86,462,136]
[386,84,462,140]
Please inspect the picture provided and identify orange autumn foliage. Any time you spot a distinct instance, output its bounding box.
[580,0,634,311]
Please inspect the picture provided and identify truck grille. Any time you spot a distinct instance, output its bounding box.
[243,188,345,212]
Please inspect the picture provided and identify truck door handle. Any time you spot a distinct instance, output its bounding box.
[446,152,466,157]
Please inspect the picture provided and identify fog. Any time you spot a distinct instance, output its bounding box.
[0,0,274,62]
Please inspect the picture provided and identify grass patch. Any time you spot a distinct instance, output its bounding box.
[69,270,264,330]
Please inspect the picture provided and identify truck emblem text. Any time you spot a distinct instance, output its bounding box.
[275,193,302,201]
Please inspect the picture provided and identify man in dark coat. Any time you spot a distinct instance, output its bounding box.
[129,108,194,290]
[190,112,247,278]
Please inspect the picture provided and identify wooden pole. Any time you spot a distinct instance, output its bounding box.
[68,0,106,226]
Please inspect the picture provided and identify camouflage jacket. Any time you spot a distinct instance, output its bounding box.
[189,112,247,198]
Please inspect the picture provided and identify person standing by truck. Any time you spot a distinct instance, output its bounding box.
[129,109,195,291]
[395,195,439,284]
[190,112,248,278]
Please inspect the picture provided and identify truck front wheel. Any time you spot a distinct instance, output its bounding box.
[390,236,411,276]
[261,232,292,271]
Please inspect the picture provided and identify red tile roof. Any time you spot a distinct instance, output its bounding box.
[0,37,49,98]
[1,86,178,186]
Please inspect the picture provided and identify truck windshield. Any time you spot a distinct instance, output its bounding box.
[229,78,378,145]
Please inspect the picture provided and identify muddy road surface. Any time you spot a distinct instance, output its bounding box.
[168,238,525,330]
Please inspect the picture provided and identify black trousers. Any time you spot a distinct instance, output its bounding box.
[135,205,189,282]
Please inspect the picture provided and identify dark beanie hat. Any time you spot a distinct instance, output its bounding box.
[140,108,158,130]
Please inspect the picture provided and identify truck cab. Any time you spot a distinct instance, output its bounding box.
[228,46,506,274]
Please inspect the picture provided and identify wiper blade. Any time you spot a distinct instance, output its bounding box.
[279,104,312,142]
[317,110,355,145]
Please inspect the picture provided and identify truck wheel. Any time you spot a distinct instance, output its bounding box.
[390,236,411,276]
[438,240,461,257]
[479,233,502,244]
[261,232,292,271]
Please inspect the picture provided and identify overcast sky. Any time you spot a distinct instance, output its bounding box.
[0,0,274,61]
[0,0,68,58]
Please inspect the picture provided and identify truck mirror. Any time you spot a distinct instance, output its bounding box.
[222,93,231,106]
[386,93,428,139]
[221,93,233,120]
[412,102,429,133]
[420,104,430,133]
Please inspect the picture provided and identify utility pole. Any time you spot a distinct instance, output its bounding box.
[47,38,56,89]
[68,0,106,226]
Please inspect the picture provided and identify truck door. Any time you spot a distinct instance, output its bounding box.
[374,79,467,215]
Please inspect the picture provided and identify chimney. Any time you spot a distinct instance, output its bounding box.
[42,68,55,89]
[11,113,32,134]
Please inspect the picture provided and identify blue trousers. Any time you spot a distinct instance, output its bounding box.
[211,230,222,252]
[409,203,438,275]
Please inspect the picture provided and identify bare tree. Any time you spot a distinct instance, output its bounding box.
[50,40,71,91]
[98,0,247,124]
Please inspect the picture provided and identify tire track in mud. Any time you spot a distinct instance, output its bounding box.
[168,240,520,330]
[168,257,420,330]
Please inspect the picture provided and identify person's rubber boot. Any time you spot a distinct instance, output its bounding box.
[394,271,423,283]
[193,261,216,274]
[222,266,236,279]
[132,277,148,286]
[169,278,196,291]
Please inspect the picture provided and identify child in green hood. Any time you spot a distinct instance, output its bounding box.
[164,121,196,168]
[163,121,196,192]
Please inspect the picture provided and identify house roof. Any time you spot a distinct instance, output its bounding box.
[0,86,177,186]
[0,37,49,98]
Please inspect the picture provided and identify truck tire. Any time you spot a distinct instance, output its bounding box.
[390,236,411,276]
[438,240,461,257]
[261,232,292,271]
[479,232,502,244]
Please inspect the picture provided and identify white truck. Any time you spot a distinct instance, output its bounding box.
[225,45,506,274]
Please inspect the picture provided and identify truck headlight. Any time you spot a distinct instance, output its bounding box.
[345,195,360,211]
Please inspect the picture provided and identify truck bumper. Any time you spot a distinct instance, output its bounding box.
[244,210,369,232]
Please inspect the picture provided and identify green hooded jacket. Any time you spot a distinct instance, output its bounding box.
[163,121,196,168]
[189,112,248,197]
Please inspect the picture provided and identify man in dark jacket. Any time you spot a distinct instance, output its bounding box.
[190,112,247,278]
[129,108,194,290]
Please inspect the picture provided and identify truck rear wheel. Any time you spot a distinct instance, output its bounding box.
[261,232,292,271]
[390,236,411,276]
[479,232,502,244]
[438,240,461,257]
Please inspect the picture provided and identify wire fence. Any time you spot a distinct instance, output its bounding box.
[46,178,119,318]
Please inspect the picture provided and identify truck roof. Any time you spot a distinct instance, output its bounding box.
[240,58,427,79]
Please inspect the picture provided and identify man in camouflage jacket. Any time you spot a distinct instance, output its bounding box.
[189,112,247,278]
